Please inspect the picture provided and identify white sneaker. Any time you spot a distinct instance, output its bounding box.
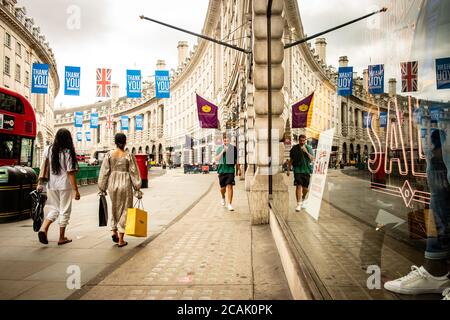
[221,198,226,206]
[384,265,450,295]
[301,200,309,209]
[442,288,450,300]
[295,203,301,212]
[227,204,234,211]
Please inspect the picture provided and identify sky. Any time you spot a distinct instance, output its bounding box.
[19,0,450,108]
[19,0,210,108]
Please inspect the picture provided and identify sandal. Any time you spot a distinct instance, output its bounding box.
[112,235,119,243]
[117,242,128,248]
[38,231,48,245]
[58,238,73,245]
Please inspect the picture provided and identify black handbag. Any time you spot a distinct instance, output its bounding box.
[99,194,108,227]
[30,190,46,232]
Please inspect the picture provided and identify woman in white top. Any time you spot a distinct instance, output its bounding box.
[37,128,80,245]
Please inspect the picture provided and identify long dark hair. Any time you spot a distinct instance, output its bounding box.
[51,129,78,175]
[431,129,446,150]
[115,133,127,150]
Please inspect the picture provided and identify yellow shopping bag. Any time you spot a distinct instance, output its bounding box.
[125,200,147,237]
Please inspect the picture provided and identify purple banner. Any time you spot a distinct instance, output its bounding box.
[292,93,314,128]
[196,94,219,129]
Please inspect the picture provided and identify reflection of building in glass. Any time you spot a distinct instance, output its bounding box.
[378,0,423,65]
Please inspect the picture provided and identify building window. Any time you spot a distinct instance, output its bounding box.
[15,64,21,82]
[5,32,11,48]
[25,71,29,86]
[4,56,10,75]
[16,42,22,56]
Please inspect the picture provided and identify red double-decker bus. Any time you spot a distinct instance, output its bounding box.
[0,87,36,167]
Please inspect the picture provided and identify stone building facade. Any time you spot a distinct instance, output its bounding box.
[0,0,60,166]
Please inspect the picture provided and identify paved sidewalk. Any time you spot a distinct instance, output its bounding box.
[75,179,292,300]
[0,169,214,300]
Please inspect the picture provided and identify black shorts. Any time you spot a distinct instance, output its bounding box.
[294,173,310,188]
[219,173,235,188]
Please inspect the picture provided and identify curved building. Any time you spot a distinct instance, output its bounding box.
[54,77,165,163]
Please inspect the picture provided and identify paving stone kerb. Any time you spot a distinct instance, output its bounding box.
[78,178,292,300]
[0,169,214,300]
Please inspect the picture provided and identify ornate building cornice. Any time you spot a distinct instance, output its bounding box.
[284,0,336,88]
[170,0,221,89]
[0,4,60,96]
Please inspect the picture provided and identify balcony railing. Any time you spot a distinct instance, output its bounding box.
[341,124,348,137]
[355,127,363,140]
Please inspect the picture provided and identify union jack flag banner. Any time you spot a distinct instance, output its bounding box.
[106,113,113,130]
[401,61,418,92]
[96,68,112,97]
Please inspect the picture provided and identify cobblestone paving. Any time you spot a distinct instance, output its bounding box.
[0,170,215,300]
[80,181,291,300]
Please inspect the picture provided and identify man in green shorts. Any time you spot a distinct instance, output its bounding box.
[287,134,315,212]
[215,134,241,211]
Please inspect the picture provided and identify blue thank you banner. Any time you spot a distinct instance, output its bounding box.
[436,58,450,90]
[135,115,143,131]
[74,112,83,128]
[126,70,142,98]
[368,64,384,94]
[64,66,81,96]
[363,112,372,128]
[338,67,353,96]
[31,63,49,94]
[90,113,99,129]
[121,116,129,131]
[430,106,443,124]
[155,70,170,98]
[379,112,387,128]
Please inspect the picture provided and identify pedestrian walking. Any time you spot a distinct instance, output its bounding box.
[98,133,142,248]
[36,128,80,245]
[215,134,241,211]
[287,134,314,212]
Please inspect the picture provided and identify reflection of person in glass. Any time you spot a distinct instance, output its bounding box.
[385,129,450,298]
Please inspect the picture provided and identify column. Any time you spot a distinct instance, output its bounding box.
[130,116,135,134]
[248,0,287,224]
[144,111,149,138]
[158,105,164,138]
[239,108,245,181]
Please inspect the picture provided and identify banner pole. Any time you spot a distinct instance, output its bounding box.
[284,7,387,49]
[140,15,251,54]
[267,0,273,198]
